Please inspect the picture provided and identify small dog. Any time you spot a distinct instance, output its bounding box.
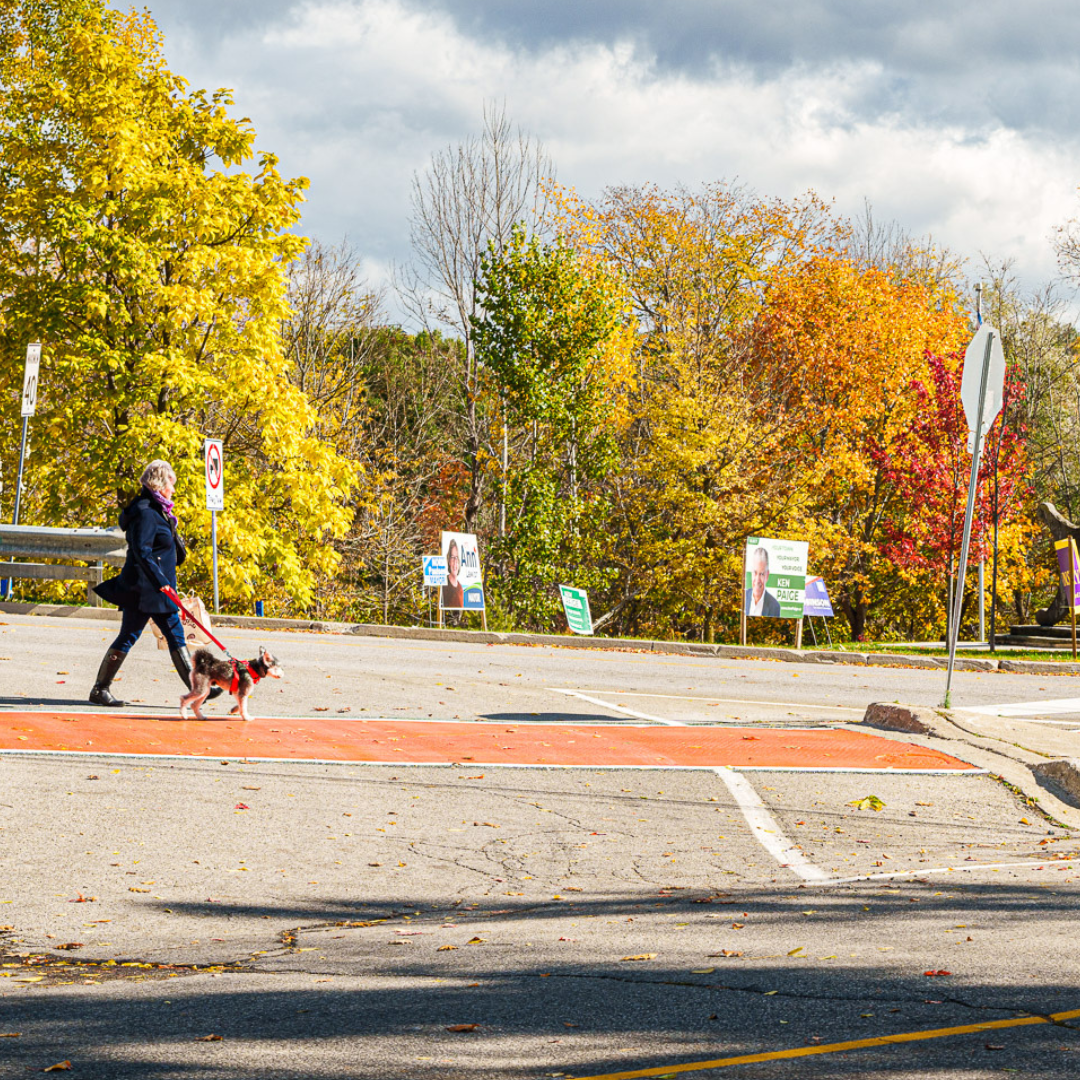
[179,646,283,721]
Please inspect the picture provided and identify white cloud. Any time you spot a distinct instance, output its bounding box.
[152,0,1080,311]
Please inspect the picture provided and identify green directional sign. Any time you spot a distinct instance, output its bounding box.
[559,585,593,635]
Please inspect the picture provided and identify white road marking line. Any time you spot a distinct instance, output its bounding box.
[548,688,683,726]
[734,765,985,774]
[547,688,863,711]
[712,766,832,883]
[556,690,834,880]
[826,859,1077,885]
[976,719,1080,728]
[965,698,1080,717]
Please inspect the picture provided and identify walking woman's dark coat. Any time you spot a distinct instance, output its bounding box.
[94,490,179,613]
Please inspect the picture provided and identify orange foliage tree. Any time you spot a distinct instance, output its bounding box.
[750,256,968,638]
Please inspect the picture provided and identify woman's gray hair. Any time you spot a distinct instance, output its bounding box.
[140,460,176,492]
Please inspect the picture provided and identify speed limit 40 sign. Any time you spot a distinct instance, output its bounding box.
[20,343,41,417]
[204,439,224,511]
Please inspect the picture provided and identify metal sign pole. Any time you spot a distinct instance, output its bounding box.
[211,510,220,614]
[977,560,985,641]
[944,332,994,706]
[1,417,30,600]
[5,344,41,599]
[11,416,28,527]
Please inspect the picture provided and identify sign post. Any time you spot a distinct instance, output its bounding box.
[559,585,594,635]
[3,344,41,599]
[204,439,224,613]
[422,555,448,629]
[12,342,40,529]
[944,324,1006,705]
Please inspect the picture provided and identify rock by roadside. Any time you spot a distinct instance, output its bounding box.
[863,701,1080,829]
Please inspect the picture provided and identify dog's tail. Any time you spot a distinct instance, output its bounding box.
[191,647,216,672]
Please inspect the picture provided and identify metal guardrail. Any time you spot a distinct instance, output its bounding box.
[0,524,127,605]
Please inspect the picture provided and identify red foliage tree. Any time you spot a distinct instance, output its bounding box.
[872,351,1028,634]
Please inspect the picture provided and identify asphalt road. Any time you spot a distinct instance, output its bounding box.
[2,613,1080,1078]
[2,610,1078,724]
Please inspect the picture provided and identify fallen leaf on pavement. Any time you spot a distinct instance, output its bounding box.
[709,950,743,958]
[445,1024,480,1033]
[0,1033,20,1038]
[234,804,250,810]
[466,937,485,945]
[620,954,657,962]
[437,945,458,952]
[787,947,804,956]
[923,970,952,977]
[196,1034,223,1042]
[43,1063,72,1073]
[849,795,885,811]
[55,943,83,950]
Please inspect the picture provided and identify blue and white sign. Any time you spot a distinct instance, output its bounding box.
[803,575,834,617]
[422,554,447,587]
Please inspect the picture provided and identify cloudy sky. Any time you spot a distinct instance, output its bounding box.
[142,0,1080,317]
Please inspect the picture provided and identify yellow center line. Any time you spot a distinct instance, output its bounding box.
[569,1007,1080,1080]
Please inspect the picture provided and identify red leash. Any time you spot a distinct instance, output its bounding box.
[162,586,232,655]
[162,587,255,686]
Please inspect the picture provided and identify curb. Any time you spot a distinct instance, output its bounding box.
[3,600,1080,675]
[863,702,1080,829]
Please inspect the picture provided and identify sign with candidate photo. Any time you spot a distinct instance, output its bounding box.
[744,537,808,620]
[439,532,485,610]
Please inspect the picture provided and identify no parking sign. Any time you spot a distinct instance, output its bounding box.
[204,439,224,511]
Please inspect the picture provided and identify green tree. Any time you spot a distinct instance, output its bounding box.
[0,0,356,607]
[472,225,628,629]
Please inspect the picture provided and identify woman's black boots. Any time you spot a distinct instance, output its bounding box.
[170,645,194,688]
[89,649,127,707]
[170,645,222,699]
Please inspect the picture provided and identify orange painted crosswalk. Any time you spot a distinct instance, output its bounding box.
[0,711,977,770]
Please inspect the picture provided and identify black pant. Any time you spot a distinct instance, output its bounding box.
[109,607,186,653]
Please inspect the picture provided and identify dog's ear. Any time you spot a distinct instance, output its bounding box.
[258,645,266,659]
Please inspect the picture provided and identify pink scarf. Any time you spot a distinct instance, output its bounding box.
[146,486,178,528]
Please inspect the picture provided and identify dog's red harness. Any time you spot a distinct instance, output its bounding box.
[229,660,262,696]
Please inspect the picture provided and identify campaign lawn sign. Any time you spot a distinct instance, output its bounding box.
[744,537,808,619]
[803,576,834,617]
[1054,539,1080,613]
[559,586,594,635]
[440,532,485,611]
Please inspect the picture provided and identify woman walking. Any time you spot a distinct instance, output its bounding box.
[89,460,219,707]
